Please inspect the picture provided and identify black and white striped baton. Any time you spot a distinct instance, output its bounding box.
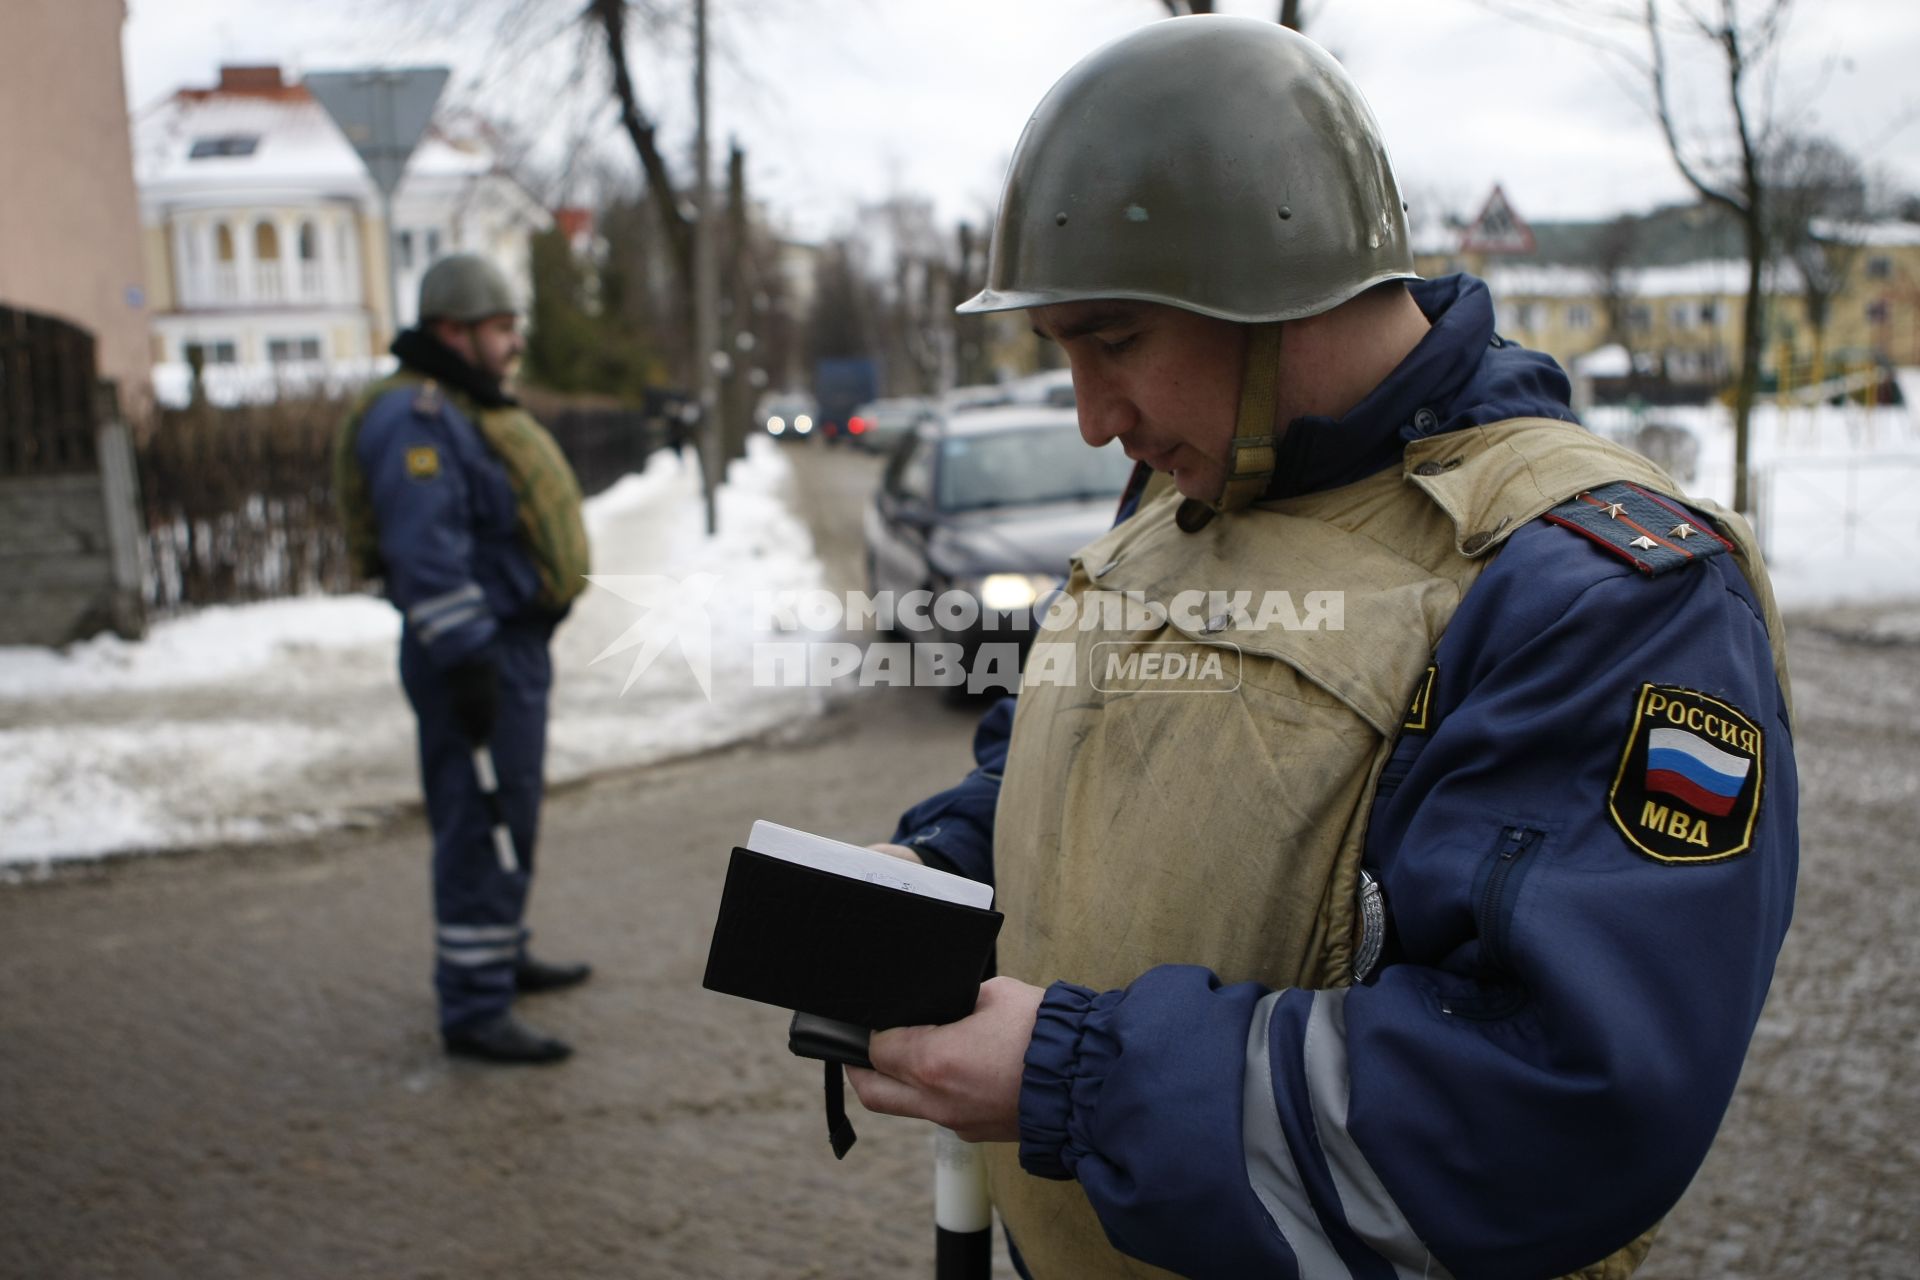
[471,746,520,873]
[935,1127,991,1280]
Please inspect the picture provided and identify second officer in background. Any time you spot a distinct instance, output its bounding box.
[335,253,592,1064]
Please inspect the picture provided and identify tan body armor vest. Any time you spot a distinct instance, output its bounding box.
[985,420,1787,1280]
[334,373,589,611]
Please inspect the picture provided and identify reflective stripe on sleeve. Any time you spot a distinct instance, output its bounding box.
[416,602,488,645]
[436,943,519,968]
[1304,989,1451,1280]
[1243,991,1354,1280]
[408,583,485,630]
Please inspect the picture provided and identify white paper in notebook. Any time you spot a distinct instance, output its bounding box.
[746,820,994,910]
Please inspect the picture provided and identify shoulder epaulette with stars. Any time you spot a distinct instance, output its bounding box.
[1542,481,1733,576]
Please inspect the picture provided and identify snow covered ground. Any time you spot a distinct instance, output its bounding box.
[0,439,827,866]
[1585,390,1920,609]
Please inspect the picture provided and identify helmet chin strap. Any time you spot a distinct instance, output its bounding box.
[1176,321,1284,533]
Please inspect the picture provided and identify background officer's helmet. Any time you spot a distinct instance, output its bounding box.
[418,253,520,325]
[958,15,1417,323]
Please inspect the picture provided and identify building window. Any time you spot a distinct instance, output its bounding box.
[1566,304,1593,331]
[298,222,318,261]
[189,135,259,159]
[1867,300,1890,326]
[1668,302,1694,330]
[425,229,443,261]
[1699,301,1718,325]
[1867,256,1892,281]
[267,337,324,363]
[186,340,238,365]
[398,230,415,270]
[255,220,281,261]
[1513,302,1543,331]
[215,223,236,262]
[1628,305,1652,332]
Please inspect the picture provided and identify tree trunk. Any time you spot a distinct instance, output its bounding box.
[1733,222,1764,516]
[591,0,696,386]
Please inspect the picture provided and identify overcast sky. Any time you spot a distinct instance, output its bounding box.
[124,0,1920,242]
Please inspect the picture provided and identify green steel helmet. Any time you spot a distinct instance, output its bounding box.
[958,15,1416,321]
[418,253,519,323]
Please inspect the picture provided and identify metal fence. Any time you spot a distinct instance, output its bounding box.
[1753,455,1920,564]
[140,388,660,615]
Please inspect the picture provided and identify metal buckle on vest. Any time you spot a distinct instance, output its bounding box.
[1354,868,1387,983]
[1228,435,1278,481]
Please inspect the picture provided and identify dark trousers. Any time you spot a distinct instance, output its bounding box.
[400,624,553,1032]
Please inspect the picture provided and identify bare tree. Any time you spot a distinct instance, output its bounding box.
[587,0,694,332]
[1641,0,1798,513]
[1593,212,1648,381]
[389,0,761,391]
[1766,132,1868,388]
[1474,0,1801,515]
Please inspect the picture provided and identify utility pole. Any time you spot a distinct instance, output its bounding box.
[693,0,720,535]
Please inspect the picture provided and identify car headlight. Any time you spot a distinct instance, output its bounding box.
[979,573,1054,613]
[795,414,813,434]
[767,416,786,435]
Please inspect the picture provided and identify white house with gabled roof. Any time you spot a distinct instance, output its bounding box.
[134,65,550,406]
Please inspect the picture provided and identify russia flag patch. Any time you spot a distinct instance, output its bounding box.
[1646,727,1751,817]
[1609,684,1765,864]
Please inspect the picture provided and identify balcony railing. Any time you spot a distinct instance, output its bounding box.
[181,260,358,310]
[210,264,241,305]
[252,264,286,303]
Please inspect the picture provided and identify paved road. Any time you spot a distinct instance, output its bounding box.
[2,441,1915,1278]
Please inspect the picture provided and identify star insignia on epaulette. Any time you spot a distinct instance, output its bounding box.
[1602,502,1627,519]
[1630,535,1659,550]
[1669,522,1697,539]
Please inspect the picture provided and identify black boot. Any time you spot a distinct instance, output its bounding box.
[442,1012,573,1065]
[515,955,592,995]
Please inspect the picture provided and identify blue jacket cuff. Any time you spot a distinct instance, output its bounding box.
[892,815,994,884]
[1019,980,1118,1181]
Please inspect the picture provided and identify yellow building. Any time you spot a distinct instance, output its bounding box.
[1418,194,1920,398]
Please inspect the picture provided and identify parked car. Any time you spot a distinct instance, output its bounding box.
[863,407,1134,680]
[939,382,1012,415]
[848,396,936,454]
[756,391,817,440]
[1004,367,1076,408]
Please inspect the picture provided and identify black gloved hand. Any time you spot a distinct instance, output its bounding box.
[446,657,499,744]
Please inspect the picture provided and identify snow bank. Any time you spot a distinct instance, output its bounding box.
[0,438,826,865]
[0,594,398,699]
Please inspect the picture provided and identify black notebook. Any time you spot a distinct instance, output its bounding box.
[702,821,1002,1032]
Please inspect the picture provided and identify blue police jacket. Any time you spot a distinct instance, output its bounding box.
[355,382,548,667]
[891,275,1798,1278]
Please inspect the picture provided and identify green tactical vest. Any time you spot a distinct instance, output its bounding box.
[333,373,589,612]
[984,419,1788,1280]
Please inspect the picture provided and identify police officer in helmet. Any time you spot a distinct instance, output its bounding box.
[854,17,1797,1279]
[335,253,593,1065]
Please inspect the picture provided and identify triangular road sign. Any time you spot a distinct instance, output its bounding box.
[1461,184,1536,255]
[305,67,450,196]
